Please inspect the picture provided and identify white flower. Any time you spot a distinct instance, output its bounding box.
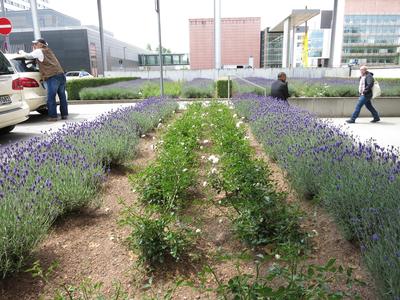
[218,219,223,224]
[208,155,219,164]
[211,168,217,174]
[233,114,237,118]
[152,136,156,140]
[200,146,204,150]
[157,123,163,128]
[202,181,208,187]
[312,229,319,236]
[201,155,206,160]
[236,121,244,128]
[182,168,188,172]
[195,228,201,234]
[275,254,281,260]
[218,109,223,112]
[141,134,146,138]
[203,139,209,144]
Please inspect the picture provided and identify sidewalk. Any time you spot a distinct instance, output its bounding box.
[326,117,400,149]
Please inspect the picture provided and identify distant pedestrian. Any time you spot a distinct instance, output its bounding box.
[271,72,290,102]
[346,65,380,124]
[19,38,68,121]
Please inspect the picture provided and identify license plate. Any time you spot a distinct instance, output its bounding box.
[0,95,12,105]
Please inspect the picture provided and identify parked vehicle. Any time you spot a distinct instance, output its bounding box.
[65,71,93,80]
[5,53,67,114]
[0,51,30,134]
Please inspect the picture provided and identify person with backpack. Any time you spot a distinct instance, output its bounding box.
[346,65,380,124]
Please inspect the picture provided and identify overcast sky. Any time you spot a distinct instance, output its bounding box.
[50,0,334,52]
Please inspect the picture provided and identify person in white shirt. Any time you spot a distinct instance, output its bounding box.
[19,38,68,121]
[346,65,380,124]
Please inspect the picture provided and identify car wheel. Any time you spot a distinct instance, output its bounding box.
[0,125,15,134]
[37,108,48,115]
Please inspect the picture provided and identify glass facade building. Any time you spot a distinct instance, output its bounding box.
[342,15,400,65]
[261,29,283,68]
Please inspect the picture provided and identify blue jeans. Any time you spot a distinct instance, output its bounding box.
[351,95,379,121]
[45,73,68,118]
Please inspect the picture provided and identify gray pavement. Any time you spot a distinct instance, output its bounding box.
[326,117,400,149]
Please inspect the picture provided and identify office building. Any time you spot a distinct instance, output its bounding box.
[1,0,50,11]
[342,0,400,65]
[189,17,261,69]
[2,9,147,74]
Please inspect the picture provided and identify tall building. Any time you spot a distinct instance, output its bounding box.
[342,0,400,66]
[3,9,147,74]
[1,0,50,11]
[189,17,261,69]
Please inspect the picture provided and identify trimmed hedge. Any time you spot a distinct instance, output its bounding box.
[66,77,139,100]
[216,78,232,98]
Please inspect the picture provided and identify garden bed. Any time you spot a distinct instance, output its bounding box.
[0,102,375,299]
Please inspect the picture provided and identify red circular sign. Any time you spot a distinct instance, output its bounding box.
[0,18,12,35]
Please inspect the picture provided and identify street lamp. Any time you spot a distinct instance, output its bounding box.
[155,0,164,97]
[97,0,106,76]
[29,0,41,40]
[123,46,126,71]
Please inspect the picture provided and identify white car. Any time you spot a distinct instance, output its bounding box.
[5,53,66,114]
[0,51,30,134]
[65,71,93,80]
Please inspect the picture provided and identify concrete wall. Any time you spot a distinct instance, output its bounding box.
[290,97,400,117]
[106,67,349,81]
[351,67,400,79]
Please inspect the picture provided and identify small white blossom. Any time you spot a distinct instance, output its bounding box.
[208,155,219,164]
[233,114,237,118]
[211,168,217,174]
[195,228,201,233]
[157,123,163,128]
[202,181,208,187]
[141,134,146,138]
[203,139,209,144]
[182,168,188,172]
[219,219,223,224]
[312,229,319,236]
[236,121,244,128]
[275,254,281,260]
[200,146,204,150]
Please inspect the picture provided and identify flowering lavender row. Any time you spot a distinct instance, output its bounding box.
[79,78,215,99]
[234,77,400,97]
[0,98,178,278]
[233,94,400,299]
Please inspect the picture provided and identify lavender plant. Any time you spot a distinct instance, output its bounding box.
[0,98,178,277]
[233,94,400,299]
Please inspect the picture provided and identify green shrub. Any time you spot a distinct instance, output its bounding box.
[216,79,232,98]
[66,77,138,100]
[120,209,193,267]
[79,88,141,100]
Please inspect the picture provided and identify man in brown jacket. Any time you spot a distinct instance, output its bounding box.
[20,38,68,121]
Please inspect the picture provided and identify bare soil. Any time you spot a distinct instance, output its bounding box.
[0,121,376,299]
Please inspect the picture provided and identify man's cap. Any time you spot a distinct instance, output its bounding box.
[32,38,48,46]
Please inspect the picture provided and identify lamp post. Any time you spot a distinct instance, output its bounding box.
[155,0,164,97]
[123,46,126,71]
[29,0,41,40]
[97,0,107,76]
[0,0,10,51]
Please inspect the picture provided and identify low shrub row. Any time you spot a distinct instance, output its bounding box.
[205,103,303,246]
[233,77,400,98]
[122,103,204,267]
[79,79,215,100]
[0,98,178,278]
[66,77,138,100]
[233,94,400,299]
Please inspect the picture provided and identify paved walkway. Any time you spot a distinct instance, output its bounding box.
[326,117,400,149]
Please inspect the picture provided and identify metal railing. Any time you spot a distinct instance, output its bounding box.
[227,74,267,100]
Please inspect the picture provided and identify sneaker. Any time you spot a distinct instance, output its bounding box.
[345,119,355,124]
[61,115,68,120]
[370,118,380,123]
[46,117,58,122]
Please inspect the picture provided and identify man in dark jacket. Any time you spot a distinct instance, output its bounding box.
[271,72,290,102]
[346,65,380,123]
